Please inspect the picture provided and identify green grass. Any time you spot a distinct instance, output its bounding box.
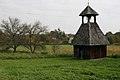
[0,57,120,80]
[0,45,120,80]
[0,45,120,59]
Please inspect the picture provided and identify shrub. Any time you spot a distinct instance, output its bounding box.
[109,54,120,58]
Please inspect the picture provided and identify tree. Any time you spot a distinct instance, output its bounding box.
[49,28,67,54]
[50,28,68,44]
[24,21,48,53]
[106,31,120,44]
[105,32,113,36]
[114,32,120,36]
[51,38,61,54]
[0,17,26,52]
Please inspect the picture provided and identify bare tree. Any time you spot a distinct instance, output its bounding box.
[51,38,60,54]
[1,17,27,52]
[24,21,48,53]
[49,28,66,54]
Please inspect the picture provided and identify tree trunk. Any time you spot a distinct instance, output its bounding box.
[29,45,33,53]
[13,46,17,52]
[32,45,37,53]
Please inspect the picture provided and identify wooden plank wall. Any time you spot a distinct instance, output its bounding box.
[73,45,107,59]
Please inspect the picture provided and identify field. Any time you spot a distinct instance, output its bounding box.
[0,45,120,59]
[0,58,120,80]
[107,45,120,55]
[0,45,120,80]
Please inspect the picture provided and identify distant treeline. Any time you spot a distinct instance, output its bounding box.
[0,17,119,53]
[105,32,120,45]
[0,17,69,53]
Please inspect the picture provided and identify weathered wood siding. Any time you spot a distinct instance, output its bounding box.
[74,45,107,59]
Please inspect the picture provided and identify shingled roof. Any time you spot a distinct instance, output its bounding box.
[72,23,110,45]
[79,6,99,16]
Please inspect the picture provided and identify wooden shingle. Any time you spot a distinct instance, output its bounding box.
[72,23,109,45]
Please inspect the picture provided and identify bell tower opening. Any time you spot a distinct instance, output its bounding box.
[82,15,97,24]
[80,5,99,24]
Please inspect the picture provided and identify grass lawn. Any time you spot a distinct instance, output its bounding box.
[0,57,120,80]
[0,45,120,80]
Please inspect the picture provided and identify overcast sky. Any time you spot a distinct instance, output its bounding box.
[0,0,120,34]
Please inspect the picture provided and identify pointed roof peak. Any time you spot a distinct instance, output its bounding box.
[79,5,99,16]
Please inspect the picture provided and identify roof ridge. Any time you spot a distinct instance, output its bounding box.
[79,6,99,16]
[88,23,91,45]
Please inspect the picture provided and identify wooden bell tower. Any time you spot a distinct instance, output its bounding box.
[72,5,109,59]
